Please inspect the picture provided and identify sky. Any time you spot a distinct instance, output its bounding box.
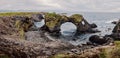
[0,0,120,12]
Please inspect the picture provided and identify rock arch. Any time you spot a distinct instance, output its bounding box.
[60,22,77,36]
[39,13,95,34]
[5,13,95,39]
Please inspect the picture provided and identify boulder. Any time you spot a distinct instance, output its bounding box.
[111,20,120,40]
[89,35,113,45]
[111,19,120,24]
[112,20,120,33]
[112,21,118,24]
[90,23,97,28]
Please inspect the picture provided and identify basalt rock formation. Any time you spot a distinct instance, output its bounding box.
[0,12,98,38]
[0,12,113,58]
[41,13,97,34]
[89,35,113,45]
[112,20,120,33]
[110,20,120,40]
[0,13,45,38]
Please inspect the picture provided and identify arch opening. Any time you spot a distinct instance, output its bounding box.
[60,22,77,36]
[34,19,45,28]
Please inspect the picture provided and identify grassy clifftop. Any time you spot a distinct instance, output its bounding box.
[0,12,40,17]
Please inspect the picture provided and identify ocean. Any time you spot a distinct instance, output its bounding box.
[60,12,120,45]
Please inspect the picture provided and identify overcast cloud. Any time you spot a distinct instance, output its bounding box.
[0,0,120,12]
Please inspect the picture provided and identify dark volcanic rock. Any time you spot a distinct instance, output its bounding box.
[41,13,98,34]
[87,29,101,33]
[110,33,120,40]
[0,13,99,37]
[111,19,120,24]
[112,21,118,24]
[89,35,113,45]
[90,23,97,28]
[112,20,120,33]
[111,20,120,40]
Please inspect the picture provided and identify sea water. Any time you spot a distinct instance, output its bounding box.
[60,12,120,45]
[32,12,120,45]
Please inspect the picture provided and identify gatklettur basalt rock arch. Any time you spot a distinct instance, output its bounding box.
[37,13,97,34]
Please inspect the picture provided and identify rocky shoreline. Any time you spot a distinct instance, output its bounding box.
[0,12,119,58]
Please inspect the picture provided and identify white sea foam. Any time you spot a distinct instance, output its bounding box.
[105,18,119,23]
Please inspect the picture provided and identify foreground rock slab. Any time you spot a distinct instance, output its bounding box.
[0,35,76,58]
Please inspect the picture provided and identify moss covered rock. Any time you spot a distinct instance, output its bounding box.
[43,12,93,34]
[45,13,62,31]
[70,14,83,23]
[14,17,33,39]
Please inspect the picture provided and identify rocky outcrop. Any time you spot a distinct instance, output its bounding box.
[0,12,115,58]
[110,20,120,40]
[89,35,113,45]
[0,12,98,38]
[0,35,75,58]
[90,23,97,28]
[0,34,114,58]
[112,20,120,33]
[0,14,45,38]
[41,13,97,34]
[110,33,120,40]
